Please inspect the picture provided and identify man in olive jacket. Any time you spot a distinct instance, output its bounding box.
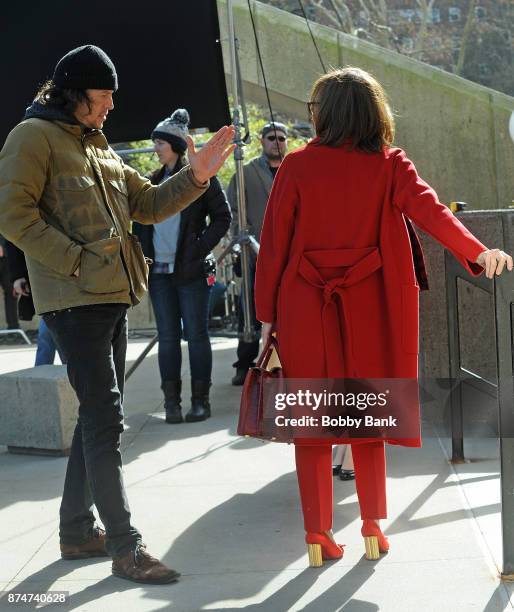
[0,45,234,584]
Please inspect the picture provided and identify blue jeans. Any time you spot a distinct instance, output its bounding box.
[208,280,226,317]
[149,273,212,382]
[43,304,141,558]
[35,318,61,366]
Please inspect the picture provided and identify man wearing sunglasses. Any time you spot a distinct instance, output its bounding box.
[227,122,288,385]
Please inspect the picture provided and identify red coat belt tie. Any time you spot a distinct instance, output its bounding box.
[298,248,382,378]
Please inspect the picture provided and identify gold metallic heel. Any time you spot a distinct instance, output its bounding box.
[364,535,380,560]
[307,543,323,567]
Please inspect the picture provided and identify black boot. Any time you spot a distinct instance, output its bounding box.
[185,380,211,422]
[231,368,248,386]
[162,380,183,424]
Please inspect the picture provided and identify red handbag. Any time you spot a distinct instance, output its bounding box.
[237,336,291,442]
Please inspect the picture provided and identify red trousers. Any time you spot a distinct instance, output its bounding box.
[294,441,387,532]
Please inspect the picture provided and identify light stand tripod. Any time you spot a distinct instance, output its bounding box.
[215,0,260,344]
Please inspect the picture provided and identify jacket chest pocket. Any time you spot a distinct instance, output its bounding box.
[55,175,96,199]
[54,176,104,230]
[108,178,130,227]
[56,175,96,192]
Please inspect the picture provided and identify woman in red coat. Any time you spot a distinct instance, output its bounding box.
[254,67,512,567]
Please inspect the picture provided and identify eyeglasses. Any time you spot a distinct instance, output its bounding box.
[307,101,319,114]
[265,135,287,142]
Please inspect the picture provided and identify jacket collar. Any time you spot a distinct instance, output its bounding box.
[24,101,108,147]
[24,100,77,124]
[151,158,184,184]
[54,121,109,148]
[255,154,275,179]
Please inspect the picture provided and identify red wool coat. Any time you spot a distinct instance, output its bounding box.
[254,139,486,448]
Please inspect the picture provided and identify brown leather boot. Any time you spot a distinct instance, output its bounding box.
[60,527,108,560]
[112,544,180,584]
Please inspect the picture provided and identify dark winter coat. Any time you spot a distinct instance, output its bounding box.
[133,163,231,285]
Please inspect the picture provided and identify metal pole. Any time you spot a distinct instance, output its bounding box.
[497,217,514,578]
[445,255,465,462]
[125,335,159,381]
[494,271,514,578]
[227,0,256,344]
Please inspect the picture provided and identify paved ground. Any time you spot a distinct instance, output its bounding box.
[0,336,512,611]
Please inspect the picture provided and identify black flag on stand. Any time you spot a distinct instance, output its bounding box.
[1,0,230,144]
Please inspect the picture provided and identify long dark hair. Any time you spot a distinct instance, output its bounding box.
[310,67,395,153]
[34,79,91,115]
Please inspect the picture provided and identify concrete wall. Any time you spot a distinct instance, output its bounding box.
[217,0,514,211]
[419,210,513,379]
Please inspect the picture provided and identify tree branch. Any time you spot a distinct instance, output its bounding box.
[455,0,477,75]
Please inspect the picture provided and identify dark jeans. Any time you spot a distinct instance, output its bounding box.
[208,280,226,317]
[43,303,141,558]
[149,273,212,382]
[233,264,261,370]
[0,257,19,329]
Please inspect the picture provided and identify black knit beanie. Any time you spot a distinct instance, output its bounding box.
[53,45,118,91]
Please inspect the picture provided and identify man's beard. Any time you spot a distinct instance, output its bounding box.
[264,151,282,161]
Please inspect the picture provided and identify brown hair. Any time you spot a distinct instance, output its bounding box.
[35,80,92,115]
[310,67,395,153]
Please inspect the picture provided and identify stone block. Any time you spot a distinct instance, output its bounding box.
[0,365,78,455]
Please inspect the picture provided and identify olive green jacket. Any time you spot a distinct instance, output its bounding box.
[0,117,208,314]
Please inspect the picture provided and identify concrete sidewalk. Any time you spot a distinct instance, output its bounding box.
[0,337,512,611]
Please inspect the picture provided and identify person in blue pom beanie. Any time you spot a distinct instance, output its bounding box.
[134,109,231,424]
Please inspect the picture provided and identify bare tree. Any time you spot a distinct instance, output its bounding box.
[352,0,399,49]
[326,0,354,32]
[412,0,437,59]
[310,0,354,32]
[455,0,478,75]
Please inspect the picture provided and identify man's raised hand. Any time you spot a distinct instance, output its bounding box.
[187,126,236,184]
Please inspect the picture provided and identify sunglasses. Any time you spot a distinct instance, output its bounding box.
[265,135,287,142]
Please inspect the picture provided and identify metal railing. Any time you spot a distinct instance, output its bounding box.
[445,249,514,576]
[0,328,31,345]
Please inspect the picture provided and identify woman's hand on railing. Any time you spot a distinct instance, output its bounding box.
[476,249,513,279]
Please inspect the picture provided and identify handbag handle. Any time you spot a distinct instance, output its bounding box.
[256,335,280,370]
